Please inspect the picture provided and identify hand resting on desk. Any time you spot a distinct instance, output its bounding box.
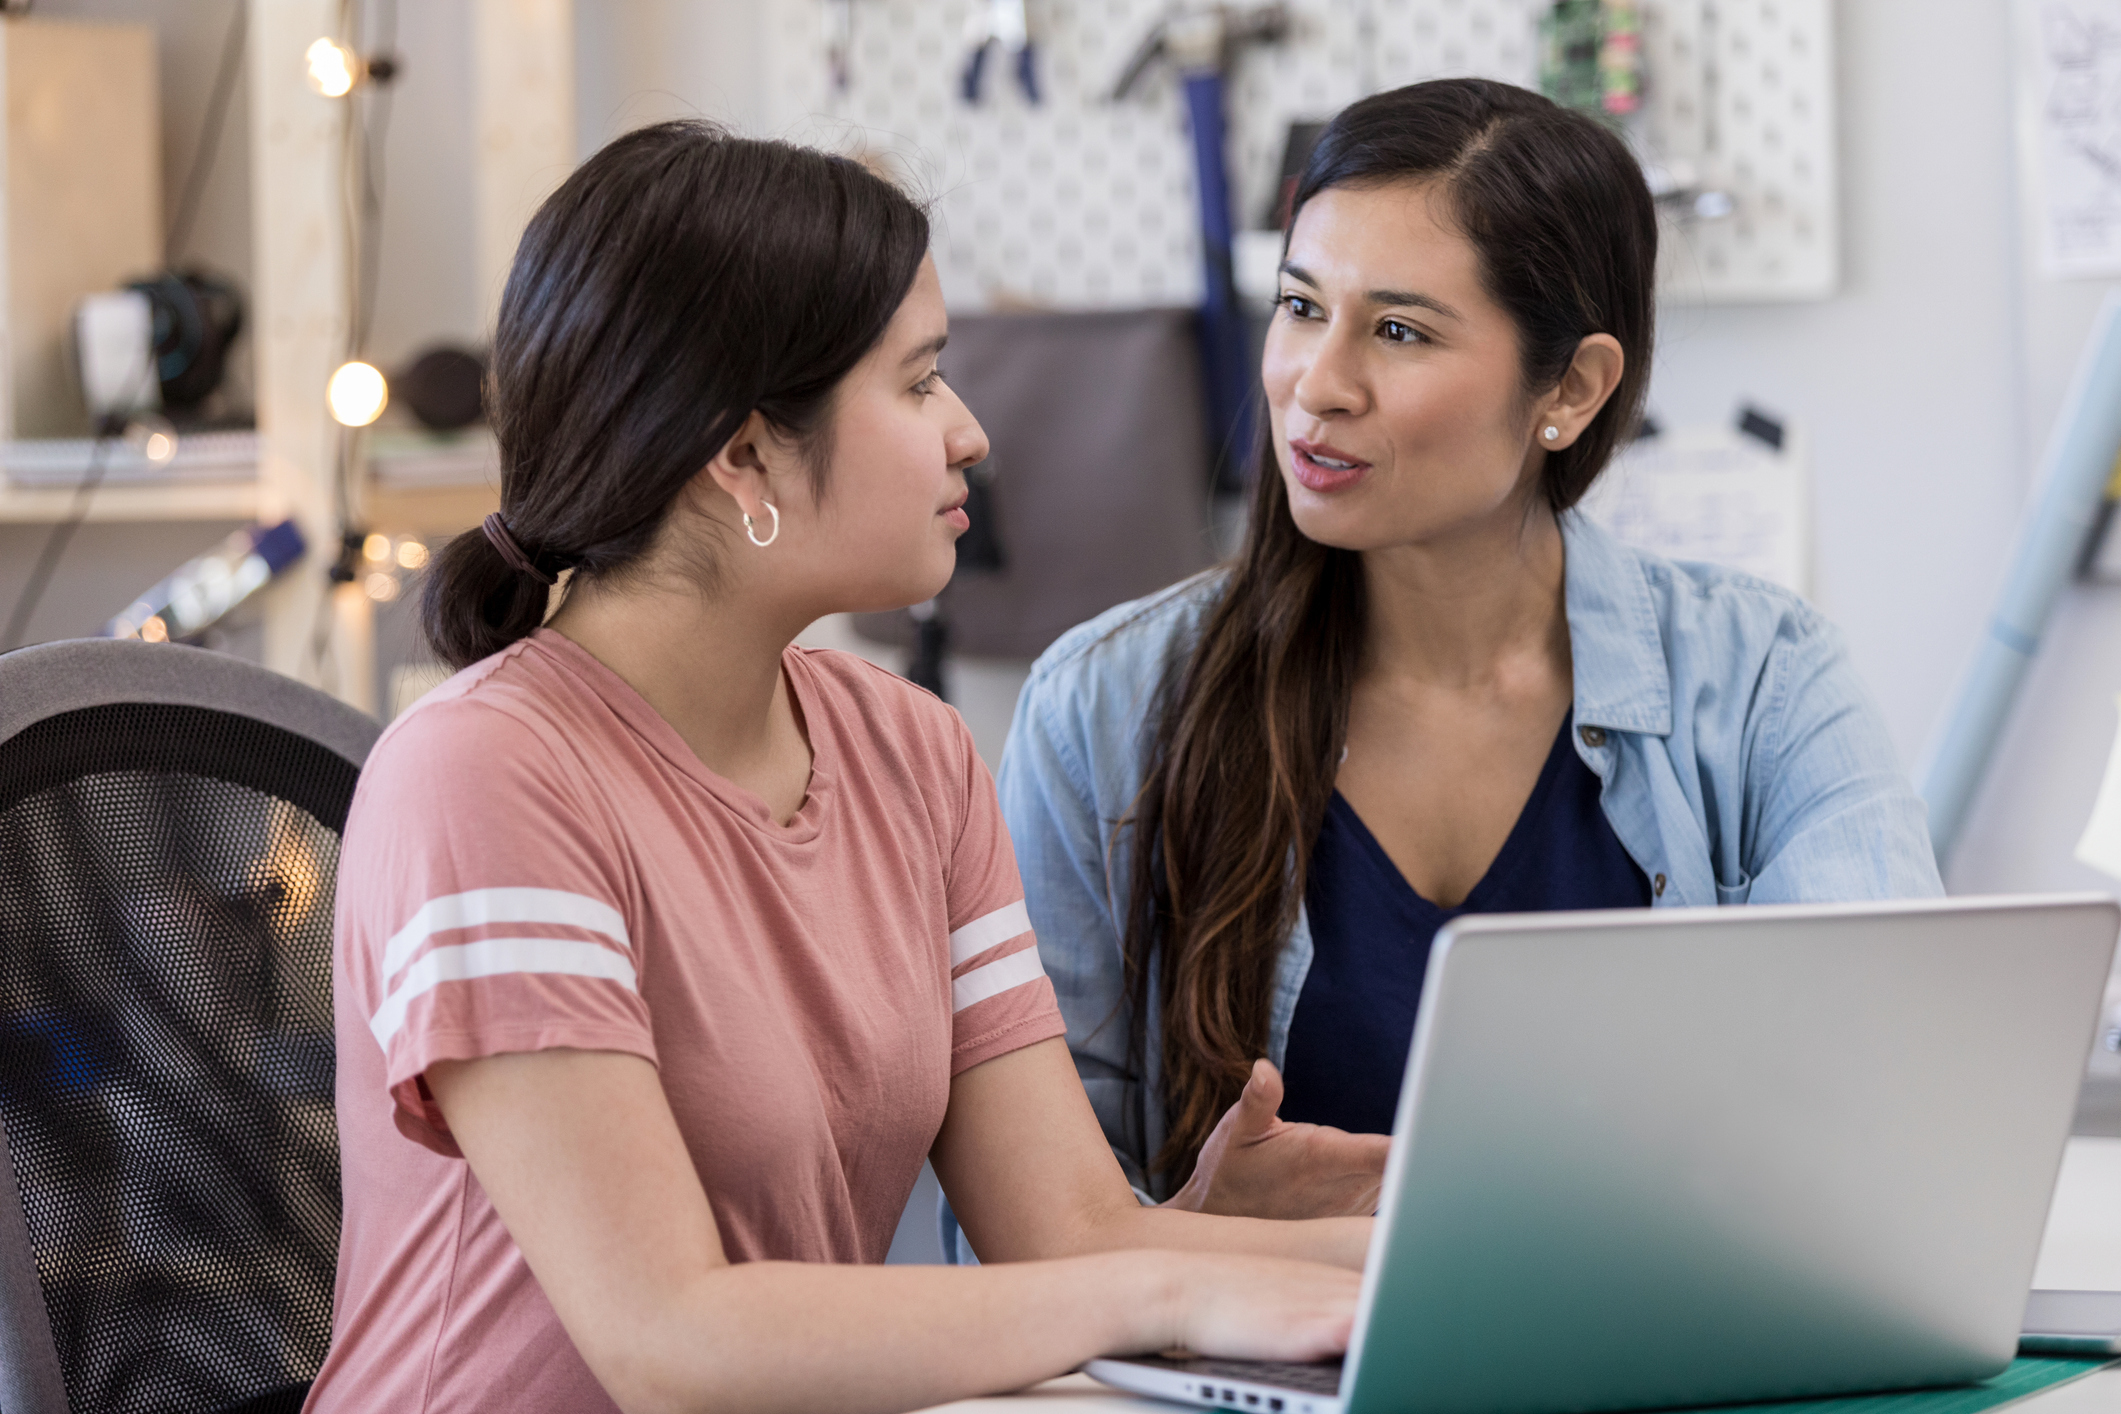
[1163,1060,1391,1220]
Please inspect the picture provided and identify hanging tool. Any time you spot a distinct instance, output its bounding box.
[962,0,1039,104]
[1110,4,1289,492]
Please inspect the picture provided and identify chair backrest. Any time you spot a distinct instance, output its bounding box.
[0,639,379,1414]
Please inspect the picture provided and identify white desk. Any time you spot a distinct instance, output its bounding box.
[913,1138,2121,1413]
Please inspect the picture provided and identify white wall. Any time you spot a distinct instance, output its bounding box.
[1624,0,2121,897]
[1943,241,2121,893]
[372,0,773,353]
[1756,3,2121,897]
[574,0,768,149]
[1648,0,2029,768]
[364,2,477,368]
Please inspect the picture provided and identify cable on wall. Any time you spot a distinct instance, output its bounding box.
[309,0,400,691]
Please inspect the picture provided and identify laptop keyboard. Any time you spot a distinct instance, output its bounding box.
[1130,1355,1345,1395]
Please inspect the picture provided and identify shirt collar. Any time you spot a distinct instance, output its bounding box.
[1561,511,1673,737]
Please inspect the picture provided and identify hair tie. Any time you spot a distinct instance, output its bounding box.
[482,513,558,586]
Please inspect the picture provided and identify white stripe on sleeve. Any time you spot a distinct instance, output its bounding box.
[369,937,640,1049]
[951,946,1046,1014]
[382,889,629,978]
[947,900,1032,967]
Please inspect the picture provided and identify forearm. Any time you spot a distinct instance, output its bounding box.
[935,1044,1376,1271]
[599,1252,1171,1414]
[1069,1204,1373,1272]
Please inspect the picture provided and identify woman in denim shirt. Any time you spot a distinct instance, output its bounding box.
[965,79,1940,1249]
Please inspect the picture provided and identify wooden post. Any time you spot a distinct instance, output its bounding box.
[246,1,574,708]
[473,0,575,335]
[248,0,372,710]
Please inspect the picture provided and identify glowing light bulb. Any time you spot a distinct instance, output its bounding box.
[363,571,400,602]
[328,360,388,426]
[396,538,429,570]
[122,413,179,467]
[305,38,359,98]
[363,532,392,563]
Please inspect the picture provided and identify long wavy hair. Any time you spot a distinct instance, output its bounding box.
[1121,78,1658,1186]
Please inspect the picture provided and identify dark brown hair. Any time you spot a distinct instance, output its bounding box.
[421,121,930,669]
[1122,78,1658,1184]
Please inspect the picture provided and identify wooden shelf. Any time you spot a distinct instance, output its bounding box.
[367,428,498,488]
[363,429,499,534]
[0,431,261,523]
[0,429,499,527]
[0,478,259,524]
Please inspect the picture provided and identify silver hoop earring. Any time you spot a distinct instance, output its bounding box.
[1542,425,1561,443]
[743,502,780,548]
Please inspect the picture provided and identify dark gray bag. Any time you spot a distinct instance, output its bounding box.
[857,307,1221,659]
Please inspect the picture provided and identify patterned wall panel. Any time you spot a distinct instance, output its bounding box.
[763,0,1833,309]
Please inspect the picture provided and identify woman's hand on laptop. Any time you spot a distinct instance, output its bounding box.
[1164,1060,1391,1220]
[1148,1253,1362,1363]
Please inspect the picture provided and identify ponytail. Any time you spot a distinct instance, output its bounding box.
[419,527,552,670]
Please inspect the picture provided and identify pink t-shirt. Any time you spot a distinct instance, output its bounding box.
[305,629,1064,1414]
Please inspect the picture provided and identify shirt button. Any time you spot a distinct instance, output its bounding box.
[1580,725,1607,747]
[1653,873,1667,897]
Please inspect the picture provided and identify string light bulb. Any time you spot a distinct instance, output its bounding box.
[122,412,179,467]
[327,360,389,427]
[396,538,429,570]
[304,38,359,98]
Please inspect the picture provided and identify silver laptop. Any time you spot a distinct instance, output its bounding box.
[1087,895,2119,1414]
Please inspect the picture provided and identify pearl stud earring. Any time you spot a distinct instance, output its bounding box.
[1542,425,1561,442]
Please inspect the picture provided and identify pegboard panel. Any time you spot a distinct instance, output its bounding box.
[1651,0,1839,301]
[761,0,1834,310]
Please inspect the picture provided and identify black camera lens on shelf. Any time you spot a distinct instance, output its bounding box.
[125,270,244,416]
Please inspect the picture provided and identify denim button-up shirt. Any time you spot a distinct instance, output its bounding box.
[993,512,1943,1203]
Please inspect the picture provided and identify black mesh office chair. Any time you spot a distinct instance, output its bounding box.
[0,639,379,1414]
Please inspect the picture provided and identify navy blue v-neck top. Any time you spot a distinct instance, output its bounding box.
[1279,712,1651,1135]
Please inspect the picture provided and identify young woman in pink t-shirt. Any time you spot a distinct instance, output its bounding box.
[308,122,1369,1414]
